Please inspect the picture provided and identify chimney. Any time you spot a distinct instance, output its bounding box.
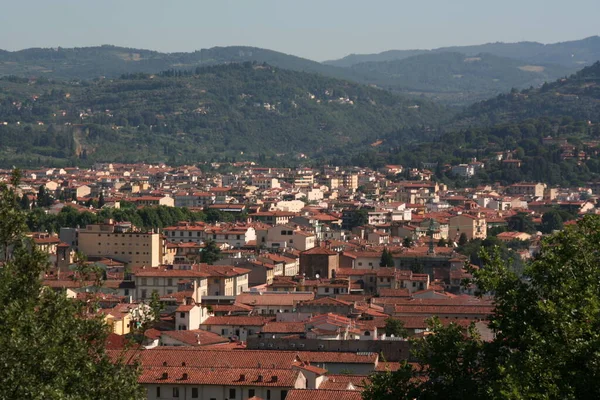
[162,372,168,379]
[239,374,246,381]
[182,373,188,380]
[257,375,263,382]
[271,375,278,382]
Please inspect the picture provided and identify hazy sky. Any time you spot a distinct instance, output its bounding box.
[1,0,598,61]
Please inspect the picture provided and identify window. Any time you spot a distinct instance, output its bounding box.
[191,388,199,398]
[156,387,160,397]
[267,390,271,400]
[153,278,159,286]
[249,389,255,397]
[229,388,236,399]
[324,288,329,293]
[141,289,147,299]
[141,278,147,286]
[180,312,185,318]
[173,387,179,397]
[280,390,288,400]
[168,278,173,286]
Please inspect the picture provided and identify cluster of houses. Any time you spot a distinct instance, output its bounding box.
[4,161,598,400]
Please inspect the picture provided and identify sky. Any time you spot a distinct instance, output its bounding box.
[1,0,599,61]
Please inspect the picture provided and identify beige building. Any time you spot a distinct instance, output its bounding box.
[74,221,165,268]
[506,183,546,198]
[448,213,487,241]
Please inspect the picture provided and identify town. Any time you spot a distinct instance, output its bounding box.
[4,160,593,400]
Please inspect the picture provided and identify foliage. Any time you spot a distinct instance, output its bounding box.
[26,204,207,234]
[458,232,468,246]
[349,52,573,106]
[383,317,408,337]
[540,209,564,233]
[200,239,221,265]
[507,212,537,234]
[379,247,395,268]
[363,216,600,399]
[0,177,144,399]
[0,62,446,166]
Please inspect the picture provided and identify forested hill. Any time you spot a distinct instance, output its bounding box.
[0,45,375,83]
[456,61,600,126]
[346,52,573,105]
[0,62,448,166]
[326,36,600,68]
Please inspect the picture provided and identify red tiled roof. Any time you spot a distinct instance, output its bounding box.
[286,389,362,400]
[139,367,300,387]
[201,316,274,326]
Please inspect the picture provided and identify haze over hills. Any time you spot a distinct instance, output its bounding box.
[0,62,447,166]
[325,36,600,68]
[0,45,375,83]
[2,38,598,107]
[346,52,574,105]
[456,61,600,126]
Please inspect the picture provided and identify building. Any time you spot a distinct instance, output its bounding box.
[448,213,487,241]
[300,247,339,279]
[65,220,165,268]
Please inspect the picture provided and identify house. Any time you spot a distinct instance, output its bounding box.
[448,213,487,241]
[64,220,166,268]
[133,264,209,301]
[139,367,306,400]
[496,231,532,242]
[299,247,339,279]
[200,316,274,341]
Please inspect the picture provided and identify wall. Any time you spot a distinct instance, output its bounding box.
[247,337,411,362]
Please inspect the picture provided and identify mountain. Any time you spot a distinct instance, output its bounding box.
[0,63,448,166]
[325,36,600,68]
[346,52,574,105]
[0,45,377,83]
[456,61,600,126]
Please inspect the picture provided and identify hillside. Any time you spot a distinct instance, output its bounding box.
[325,36,600,68]
[0,45,375,83]
[347,52,573,105]
[457,61,600,126]
[0,63,448,166]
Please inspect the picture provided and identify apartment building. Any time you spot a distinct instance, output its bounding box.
[63,220,165,268]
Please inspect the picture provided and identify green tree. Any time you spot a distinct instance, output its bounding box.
[540,209,564,233]
[0,184,144,399]
[98,192,106,208]
[0,171,27,261]
[383,317,408,337]
[201,239,221,264]
[379,248,395,268]
[362,362,419,400]
[402,237,413,248]
[363,216,600,399]
[507,211,537,234]
[458,232,468,246]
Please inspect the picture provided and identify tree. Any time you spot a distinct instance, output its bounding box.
[402,237,413,248]
[458,232,468,246]
[361,362,419,400]
[0,183,144,399]
[363,216,600,399]
[540,209,564,233]
[349,209,369,228]
[379,248,395,268]
[98,192,106,208]
[383,317,408,337]
[0,171,27,261]
[507,211,537,234]
[201,239,221,264]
